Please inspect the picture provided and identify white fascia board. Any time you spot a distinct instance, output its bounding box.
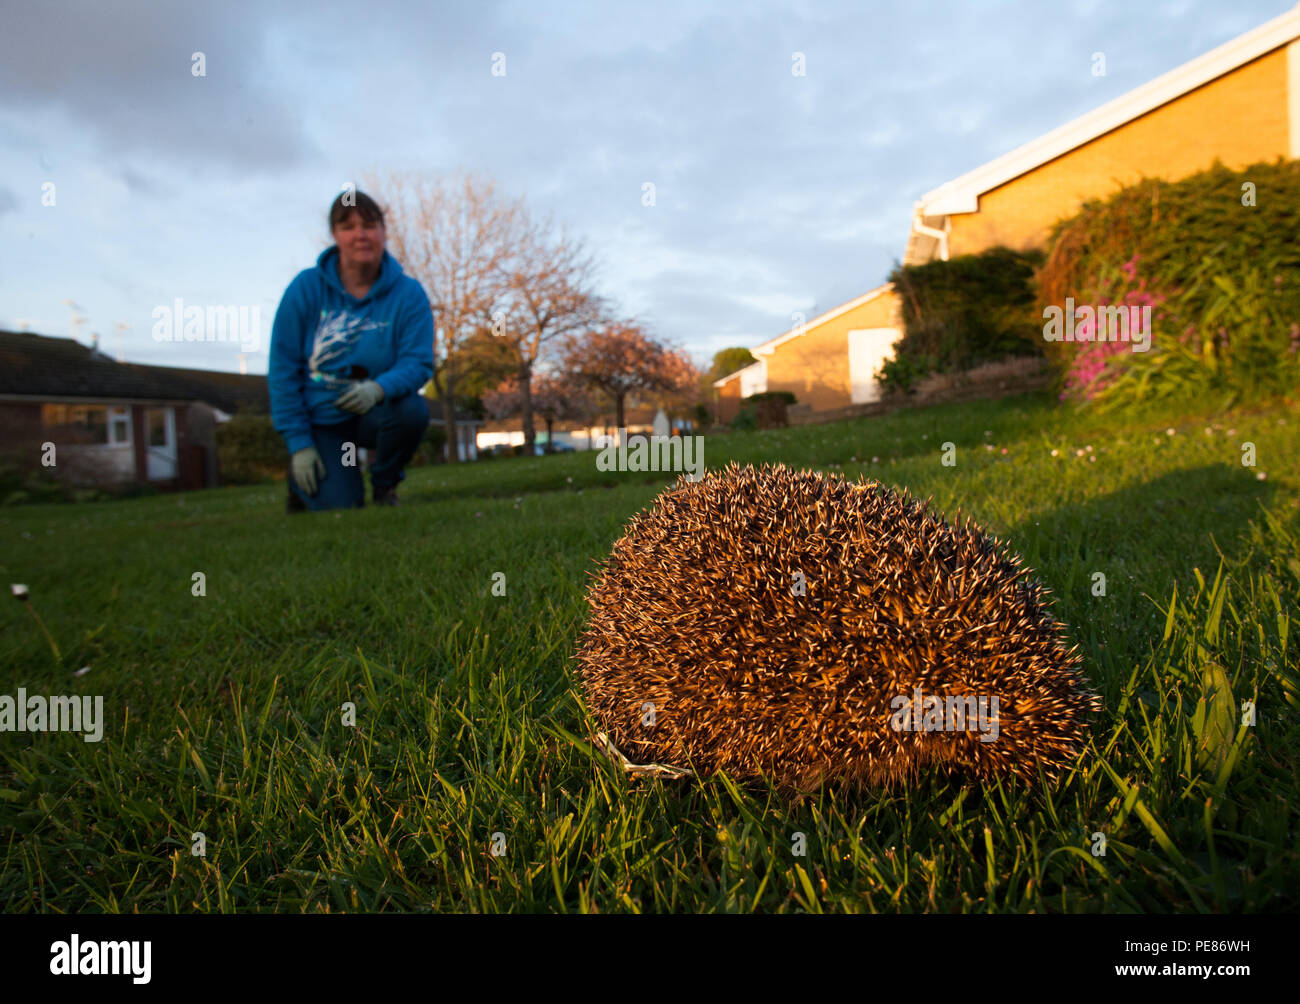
[712,359,763,389]
[919,4,1300,217]
[1290,38,1300,156]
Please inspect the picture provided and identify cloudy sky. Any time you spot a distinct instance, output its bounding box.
[0,0,1291,375]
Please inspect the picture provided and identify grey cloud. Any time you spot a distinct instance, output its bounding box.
[0,0,321,174]
[119,167,169,198]
[2,0,1287,368]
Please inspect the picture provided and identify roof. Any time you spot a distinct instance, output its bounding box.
[126,363,269,414]
[914,2,1300,219]
[0,331,479,420]
[712,359,763,389]
[712,282,895,386]
[0,329,262,407]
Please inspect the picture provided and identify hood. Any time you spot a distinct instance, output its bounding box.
[316,245,404,302]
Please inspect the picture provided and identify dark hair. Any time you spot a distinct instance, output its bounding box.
[328,189,385,230]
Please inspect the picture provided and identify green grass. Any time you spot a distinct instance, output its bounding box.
[2,390,1297,912]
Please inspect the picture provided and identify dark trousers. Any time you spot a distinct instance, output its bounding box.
[289,392,429,511]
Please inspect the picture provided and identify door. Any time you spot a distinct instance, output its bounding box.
[848,328,900,404]
[145,407,178,480]
[738,359,767,397]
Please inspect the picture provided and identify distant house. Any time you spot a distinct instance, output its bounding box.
[0,329,268,490]
[477,405,670,453]
[719,3,1300,419]
[1,330,483,483]
[712,284,900,423]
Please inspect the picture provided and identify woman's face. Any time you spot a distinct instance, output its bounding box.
[332,211,386,272]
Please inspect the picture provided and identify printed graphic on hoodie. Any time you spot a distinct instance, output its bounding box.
[307,308,390,390]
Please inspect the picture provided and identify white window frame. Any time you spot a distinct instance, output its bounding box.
[107,406,132,446]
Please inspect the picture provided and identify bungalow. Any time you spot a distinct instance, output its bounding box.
[0,329,268,490]
[1,329,481,483]
[717,3,1300,418]
[713,284,901,424]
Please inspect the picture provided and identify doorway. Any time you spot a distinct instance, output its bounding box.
[145,407,177,480]
[848,328,900,404]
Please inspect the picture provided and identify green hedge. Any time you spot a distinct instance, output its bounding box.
[413,424,447,465]
[882,246,1045,393]
[734,390,796,430]
[729,409,757,431]
[1038,157,1300,405]
[215,413,285,485]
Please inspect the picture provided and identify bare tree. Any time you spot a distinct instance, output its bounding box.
[493,214,603,454]
[364,170,525,462]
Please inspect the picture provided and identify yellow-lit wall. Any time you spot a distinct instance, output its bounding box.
[947,47,1291,255]
[715,377,742,423]
[763,293,901,411]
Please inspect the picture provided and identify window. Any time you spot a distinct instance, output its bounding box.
[148,409,167,446]
[41,403,109,444]
[108,407,130,445]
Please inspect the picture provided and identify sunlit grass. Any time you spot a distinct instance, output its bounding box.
[1,390,1297,912]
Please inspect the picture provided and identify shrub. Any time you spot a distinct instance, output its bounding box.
[0,424,124,505]
[882,246,1045,395]
[0,456,72,506]
[0,451,132,506]
[1038,158,1300,405]
[740,390,796,429]
[729,409,757,431]
[876,353,933,396]
[413,424,447,465]
[215,413,285,485]
[744,391,797,406]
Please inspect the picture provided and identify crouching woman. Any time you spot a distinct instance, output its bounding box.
[269,190,434,511]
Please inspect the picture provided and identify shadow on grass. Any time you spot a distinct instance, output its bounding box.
[1005,463,1276,602]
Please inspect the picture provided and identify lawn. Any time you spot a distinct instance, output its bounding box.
[2,390,1297,912]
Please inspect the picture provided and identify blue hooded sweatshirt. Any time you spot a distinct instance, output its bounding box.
[268,246,435,455]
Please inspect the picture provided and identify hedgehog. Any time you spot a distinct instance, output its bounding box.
[573,461,1101,794]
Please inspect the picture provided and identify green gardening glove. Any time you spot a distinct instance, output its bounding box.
[335,379,385,415]
[291,446,326,496]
